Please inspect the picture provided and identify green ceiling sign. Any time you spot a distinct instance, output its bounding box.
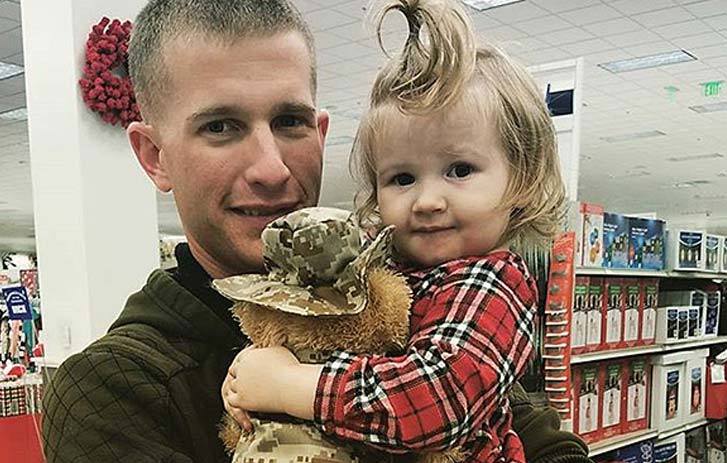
[701,81,723,97]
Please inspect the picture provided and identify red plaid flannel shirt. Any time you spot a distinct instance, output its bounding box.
[314,251,537,461]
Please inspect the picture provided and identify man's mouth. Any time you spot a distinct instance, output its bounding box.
[230,204,299,219]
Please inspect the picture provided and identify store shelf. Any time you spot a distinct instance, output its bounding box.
[588,419,712,456]
[575,267,727,280]
[588,428,658,457]
[657,418,710,440]
[572,336,727,364]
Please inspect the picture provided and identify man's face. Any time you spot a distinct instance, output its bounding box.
[150,32,328,277]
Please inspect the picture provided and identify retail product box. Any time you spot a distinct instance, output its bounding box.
[587,278,605,352]
[707,420,726,463]
[687,426,707,463]
[572,276,589,355]
[623,357,650,434]
[624,279,643,348]
[642,279,659,345]
[661,290,706,339]
[706,362,727,420]
[573,364,602,443]
[602,362,624,439]
[581,203,604,267]
[604,213,630,268]
[684,349,709,425]
[606,440,654,463]
[656,307,683,344]
[705,291,721,337]
[668,229,706,271]
[653,351,691,432]
[604,279,625,349]
[722,237,727,273]
[706,235,721,273]
[655,433,686,463]
[629,217,666,270]
[678,307,690,341]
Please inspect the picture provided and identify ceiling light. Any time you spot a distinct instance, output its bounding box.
[668,153,724,162]
[689,101,727,113]
[0,61,24,81]
[459,0,524,11]
[598,50,696,73]
[601,130,666,143]
[671,180,711,189]
[679,209,711,216]
[0,107,27,121]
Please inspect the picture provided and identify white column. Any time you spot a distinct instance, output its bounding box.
[21,0,157,366]
[528,58,585,201]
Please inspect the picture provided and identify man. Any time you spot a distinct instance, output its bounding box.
[41,1,591,462]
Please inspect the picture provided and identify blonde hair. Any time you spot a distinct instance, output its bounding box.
[352,0,565,249]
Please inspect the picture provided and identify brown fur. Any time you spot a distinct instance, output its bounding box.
[219,267,412,453]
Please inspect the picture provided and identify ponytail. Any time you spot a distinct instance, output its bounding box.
[369,0,477,112]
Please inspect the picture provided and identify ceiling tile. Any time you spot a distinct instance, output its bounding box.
[512,14,572,34]
[304,8,357,32]
[540,27,595,46]
[704,14,727,30]
[2,51,22,66]
[0,1,20,22]
[560,38,617,57]
[633,7,696,29]
[487,24,529,41]
[682,0,727,18]
[483,2,550,24]
[654,19,712,39]
[530,0,602,13]
[559,5,623,26]
[604,29,663,47]
[583,17,643,37]
[610,0,681,16]
[671,31,727,48]
[0,74,23,97]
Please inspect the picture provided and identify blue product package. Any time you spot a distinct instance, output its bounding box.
[654,440,678,463]
[610,439,654,463]
[604,213,630,268]
[629,218,666,270]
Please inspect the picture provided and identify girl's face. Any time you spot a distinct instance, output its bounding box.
[374,100,512,268]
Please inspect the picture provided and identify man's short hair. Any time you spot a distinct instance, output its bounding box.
[129,0,317,122]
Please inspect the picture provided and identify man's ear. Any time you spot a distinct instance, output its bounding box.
[317,110,330,148]
[127,121,172,193]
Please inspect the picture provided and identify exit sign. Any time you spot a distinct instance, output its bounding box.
[701,81,723,97]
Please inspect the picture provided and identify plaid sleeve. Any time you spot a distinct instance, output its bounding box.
[314,258,536,452]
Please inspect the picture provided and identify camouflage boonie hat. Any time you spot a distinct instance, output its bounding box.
[213,207,394,316]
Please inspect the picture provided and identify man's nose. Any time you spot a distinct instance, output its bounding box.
[244,126,292,189]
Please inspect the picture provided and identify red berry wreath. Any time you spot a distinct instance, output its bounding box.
[79,17,140,128]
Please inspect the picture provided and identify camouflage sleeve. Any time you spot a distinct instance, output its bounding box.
[42,350,192,463]
[314,258,536,453]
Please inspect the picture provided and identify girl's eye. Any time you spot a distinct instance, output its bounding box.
[393,173,415,186]
[446,163,473,179]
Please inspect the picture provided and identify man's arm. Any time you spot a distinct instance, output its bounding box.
[509,382,593,463]
[42,350,191,463]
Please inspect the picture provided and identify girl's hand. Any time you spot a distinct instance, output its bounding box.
[221,346,323,421]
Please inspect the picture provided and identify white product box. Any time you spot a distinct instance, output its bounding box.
[656,306,685,344]
[705,291,721,337]
[655,433,686,463]
[581,203,604,268]
[683,348,709,425]
[668,229,706,271]
[652,351,691,432]
[661,290,707,340]
[706,235,721,272]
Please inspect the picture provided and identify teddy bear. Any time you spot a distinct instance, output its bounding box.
[213,207,466,463]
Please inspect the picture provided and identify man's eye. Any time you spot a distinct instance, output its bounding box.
[204,120,234,134]
[275,115,305,128]
[446,163,473,179]
[393,173,415,186]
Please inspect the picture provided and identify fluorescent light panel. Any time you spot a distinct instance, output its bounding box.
[689,101,727,113]
[598,50,696,73]
[459,0,524,11]
[0,107,28,121]
[668,153,723,162]
[601,130,666,143]
[0,61,24,81]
